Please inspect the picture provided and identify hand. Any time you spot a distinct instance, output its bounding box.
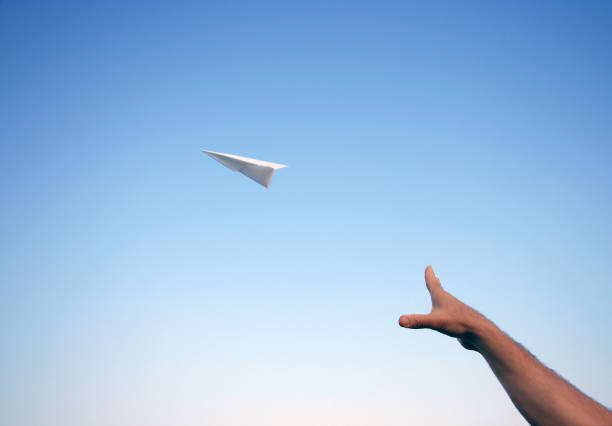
[398,266,488,350]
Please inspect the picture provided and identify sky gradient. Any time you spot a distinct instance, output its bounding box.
[1,1,611,425]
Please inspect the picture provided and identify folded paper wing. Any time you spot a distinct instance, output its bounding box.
[202,149,288,188]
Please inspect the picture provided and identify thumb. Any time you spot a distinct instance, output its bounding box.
[398,314,440,329]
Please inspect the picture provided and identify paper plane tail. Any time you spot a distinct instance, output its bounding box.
[241,165,275,187]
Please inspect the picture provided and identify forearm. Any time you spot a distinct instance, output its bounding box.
[400,266,612,424]
[471,320,612,426]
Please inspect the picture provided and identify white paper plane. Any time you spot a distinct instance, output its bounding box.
[202,149,288,188]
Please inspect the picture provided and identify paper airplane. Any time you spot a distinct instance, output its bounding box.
[202,149,288,188]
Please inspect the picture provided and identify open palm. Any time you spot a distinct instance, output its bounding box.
[398,266,486,350]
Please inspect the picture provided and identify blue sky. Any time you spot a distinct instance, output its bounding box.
[1,1,611,425]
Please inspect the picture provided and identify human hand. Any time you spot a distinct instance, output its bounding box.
[398,266,490,350]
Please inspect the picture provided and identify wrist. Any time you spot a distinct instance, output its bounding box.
[464,313,501,354]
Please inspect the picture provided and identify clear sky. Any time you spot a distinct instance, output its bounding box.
[1,1,611,425]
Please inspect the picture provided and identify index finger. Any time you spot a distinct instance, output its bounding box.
[425,265,443,294]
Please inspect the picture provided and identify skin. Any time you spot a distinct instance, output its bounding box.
[399,266,612,426]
